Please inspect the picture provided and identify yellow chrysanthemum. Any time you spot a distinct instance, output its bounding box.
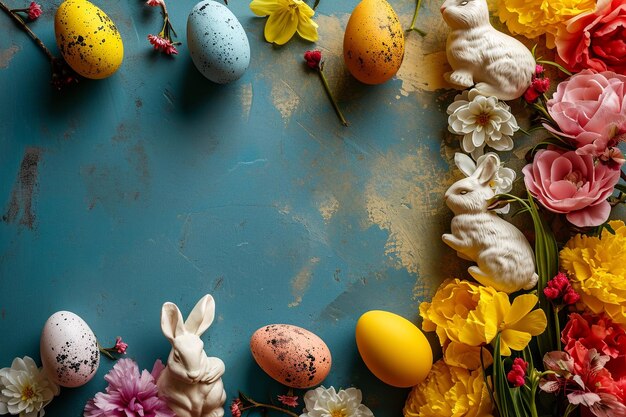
[560,220,626,325]
[403,360,493,417]
[474,293,547,356]
[419,279,498,347]
[249,0,318,45]
[491,0,595,48]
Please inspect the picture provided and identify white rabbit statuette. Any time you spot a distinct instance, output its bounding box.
[440,0,535,101]
[157,294,227,417]
[442,154,538,293]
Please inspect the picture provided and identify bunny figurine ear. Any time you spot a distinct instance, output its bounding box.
[162,302,186,342]
[473,154,498,186]
[185,294,215,336]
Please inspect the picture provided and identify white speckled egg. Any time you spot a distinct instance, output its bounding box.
[40,311,100,387]
[250,324,332,388]
[187,1,250,84]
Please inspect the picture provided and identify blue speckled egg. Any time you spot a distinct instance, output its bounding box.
[187,1,250,84]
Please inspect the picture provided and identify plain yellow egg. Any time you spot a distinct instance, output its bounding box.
[356,310,432,387]
[343,0,405,85]
[55,0,124,79]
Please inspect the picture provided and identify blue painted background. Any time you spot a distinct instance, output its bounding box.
[0,0,477,415]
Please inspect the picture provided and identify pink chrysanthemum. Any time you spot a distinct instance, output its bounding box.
[83,358,174,417]
[277,394,299,407]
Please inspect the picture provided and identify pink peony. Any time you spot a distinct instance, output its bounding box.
[84,358,174,417]
[555,0,626,75]
[522,149,620,227]
[546,70,626,157]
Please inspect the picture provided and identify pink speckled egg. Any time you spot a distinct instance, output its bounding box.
[250,324,332,388]
[40,311,100,387]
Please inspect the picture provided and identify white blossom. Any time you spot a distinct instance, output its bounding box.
[447,89,519,159]
[300,386,374,417]
[0,357,59,417]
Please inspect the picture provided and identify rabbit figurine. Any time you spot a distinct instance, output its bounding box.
[442,154,538,293]
[157,294,227,417]
[440,0,535,101]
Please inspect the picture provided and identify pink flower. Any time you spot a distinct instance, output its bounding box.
[230,399,243,417]
[27,2,42,20]
[545,70,626,156]
[507,358,528,387]
[524,66,550,103]
[146,0,162,6]
[277,394,299,407]
[523,148,620,227]
[114,337,128,354]
[83,358,175,417]
[555,0,626,75]
[544,272,579,305]
[304,50,322,69]
[147,34,178,55]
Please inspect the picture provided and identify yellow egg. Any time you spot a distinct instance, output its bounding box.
[356,310,432,387]
[343,0,405,85]
[55,0,123,79]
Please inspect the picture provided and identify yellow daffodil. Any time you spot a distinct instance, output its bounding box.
[560,220,626,325]
[250,0,318,45]
[404,360,493,417]
[477,293,547,356]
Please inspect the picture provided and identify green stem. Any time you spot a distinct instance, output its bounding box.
[554,305,562,351]
[407,0,425,36]
[97,341,116,360]
[313,0,320,10]
[529,382,539,417]
[0,0,53,61]
[562,403,577,417]
[318,67,348,127]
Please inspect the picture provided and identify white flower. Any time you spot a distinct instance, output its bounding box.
[447,89,519,159]
[454,152,516,214]
[300,386,374,417]
[0,357,59,417]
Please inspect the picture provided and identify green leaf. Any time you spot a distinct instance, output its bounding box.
[615,183,626,194]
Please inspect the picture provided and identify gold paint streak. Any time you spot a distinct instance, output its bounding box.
[0,45,20,69]
[288,257,321,307]
[240,82,253,122]
[319,195,339,222]
[271,80,300,123]
[365,146,465,300]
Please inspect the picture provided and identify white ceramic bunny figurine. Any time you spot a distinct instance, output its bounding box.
[442,154,538,293]
[440,0,535,101]
[157,294,227,417]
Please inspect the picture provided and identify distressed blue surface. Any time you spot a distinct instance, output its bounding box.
[0,0,454,415]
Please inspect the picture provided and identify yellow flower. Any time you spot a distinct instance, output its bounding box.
[476,293,547,356]
[560,220,626,325]
[491,0,595,48]
[443,342,493,371]
[403,360,493,417]
[250,0,318,45]
[420,279,498,347]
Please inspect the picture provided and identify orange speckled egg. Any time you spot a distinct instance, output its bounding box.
[250,324,332,388]
[356,310,432,387]
[343,0,405,85]
[55,0,123,79]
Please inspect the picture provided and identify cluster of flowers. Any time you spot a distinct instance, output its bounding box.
[407,222,626,417]
[492,0,625,75]
[145,0,180,55]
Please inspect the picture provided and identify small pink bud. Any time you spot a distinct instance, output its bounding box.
[27,2,42,20]
[304,50,322,69]
[535,64,544,75]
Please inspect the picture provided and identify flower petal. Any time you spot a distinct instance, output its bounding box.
[296,13,318,42]
[264,9,298,45]
[250,0,285,16]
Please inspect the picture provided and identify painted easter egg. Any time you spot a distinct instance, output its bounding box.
[54,0,124,79]
[187,0,250,84]
[40,311,100,387]
[356,310,432,387]
[343,0,405,85]
[250,324,332,388]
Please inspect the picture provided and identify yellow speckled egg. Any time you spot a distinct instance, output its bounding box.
[356,310,432,387]
[343,0,404,85]
[250,324,332,388]
[55,0,123,79]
